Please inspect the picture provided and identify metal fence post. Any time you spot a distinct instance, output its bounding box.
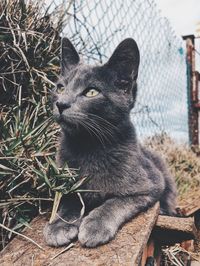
[183,35,199,146]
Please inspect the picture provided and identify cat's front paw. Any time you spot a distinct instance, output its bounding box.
[78,216,116,248]
[43,222,78,247]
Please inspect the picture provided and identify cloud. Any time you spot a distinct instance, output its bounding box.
[155,0,200,36]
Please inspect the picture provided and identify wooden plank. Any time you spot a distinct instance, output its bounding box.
[153,215,195,245]
[0,203,159,266]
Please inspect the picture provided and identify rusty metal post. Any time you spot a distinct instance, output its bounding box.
[194,71,200,147]
[183,35,199,146]
[194,210,200,257]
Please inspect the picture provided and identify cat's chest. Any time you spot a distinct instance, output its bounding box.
[72,151,131,198]
[58,140,142,194]
[67,150,120,178]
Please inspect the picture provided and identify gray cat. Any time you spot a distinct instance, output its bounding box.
[43,38,177,248]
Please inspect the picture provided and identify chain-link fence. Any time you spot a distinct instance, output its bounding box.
[48,0,189,142]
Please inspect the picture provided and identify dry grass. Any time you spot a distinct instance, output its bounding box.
[161,244,198,266]
[0,0,81,250]
[145,134,200,206]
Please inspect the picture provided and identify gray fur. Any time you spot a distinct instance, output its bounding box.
[43,38,177,248]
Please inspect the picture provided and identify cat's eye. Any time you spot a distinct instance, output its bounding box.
[56,84,65,94]
[83,88,100,98]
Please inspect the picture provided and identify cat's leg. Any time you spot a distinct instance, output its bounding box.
[160,176,177,216]
[78,195,158,247]
[141,146,177,215]
[43,194,82,247]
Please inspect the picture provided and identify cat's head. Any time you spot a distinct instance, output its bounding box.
[52,38,140,134]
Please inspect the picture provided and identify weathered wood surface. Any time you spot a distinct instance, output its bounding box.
[153,215,195,245]
[0,203,159,266]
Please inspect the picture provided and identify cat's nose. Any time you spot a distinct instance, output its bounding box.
[56,101,71,114]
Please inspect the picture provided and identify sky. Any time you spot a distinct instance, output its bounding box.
[155,0,200,37]
[155,0,200,71]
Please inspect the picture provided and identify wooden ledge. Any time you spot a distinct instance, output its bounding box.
[0,203,159,266]
[154,215,195,245]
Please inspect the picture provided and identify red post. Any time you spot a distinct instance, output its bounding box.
[183,35,199,146]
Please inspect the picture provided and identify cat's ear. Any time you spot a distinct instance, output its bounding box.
[106,38,140,80]
[61,38,80,74]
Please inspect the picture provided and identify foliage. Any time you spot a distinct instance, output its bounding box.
[0,0,80,249]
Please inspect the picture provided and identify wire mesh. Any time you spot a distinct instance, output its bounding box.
[52,0,189,142]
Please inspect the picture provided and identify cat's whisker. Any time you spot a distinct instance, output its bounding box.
[74,112,116,137]
[79,120,107,148]
[86,114,122,141]
[81,118,111,146]
[69,115,107,147]
[88,122,112,145]
[87,113,118,131]
[63,112,116,146]
[86,119,115,143]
